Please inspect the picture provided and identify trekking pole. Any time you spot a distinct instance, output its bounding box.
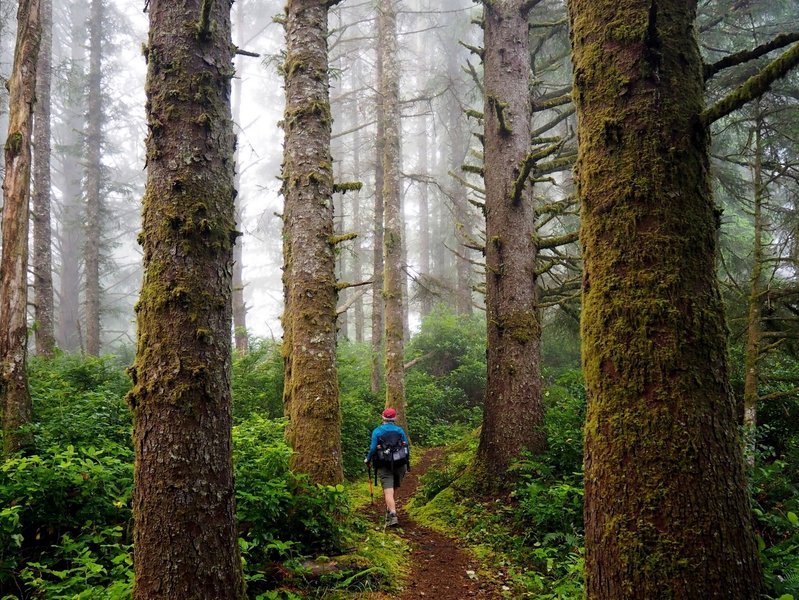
[367,464,374,505]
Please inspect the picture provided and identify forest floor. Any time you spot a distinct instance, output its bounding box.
[359,449,504,599]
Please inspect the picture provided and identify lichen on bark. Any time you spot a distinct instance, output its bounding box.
[568,0,763,596]
[280,0,343,485]
[128,0,245,596]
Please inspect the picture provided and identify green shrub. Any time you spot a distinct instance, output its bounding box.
[232,339,284,422]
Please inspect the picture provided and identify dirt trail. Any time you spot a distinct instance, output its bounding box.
[362,449,503,599]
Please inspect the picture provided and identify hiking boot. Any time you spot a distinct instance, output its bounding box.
[386,512,399,527]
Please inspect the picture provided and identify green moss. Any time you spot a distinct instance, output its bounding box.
[328,232,357,245]
[5,132,23,156]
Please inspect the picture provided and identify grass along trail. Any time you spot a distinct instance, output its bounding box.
[362,448,503,599]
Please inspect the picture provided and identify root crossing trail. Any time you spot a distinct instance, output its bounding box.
[363,449,503,599]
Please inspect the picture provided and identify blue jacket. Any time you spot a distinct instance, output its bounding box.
[365,422,410,463]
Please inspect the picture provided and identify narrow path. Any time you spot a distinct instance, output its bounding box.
[363,449,502,599]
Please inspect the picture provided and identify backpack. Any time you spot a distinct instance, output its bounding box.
[374,430,409,470]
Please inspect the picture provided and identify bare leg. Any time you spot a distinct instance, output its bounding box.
[383,486,396,514]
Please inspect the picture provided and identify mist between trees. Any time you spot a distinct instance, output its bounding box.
[0,0,798,598]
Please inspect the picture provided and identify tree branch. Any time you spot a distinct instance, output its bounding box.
[702,42,799,126]
[704,32,799,81]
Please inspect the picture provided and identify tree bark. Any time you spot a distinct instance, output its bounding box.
[55,0,88,353]
[84,0,103,356]
[447,51,473,316]
[743,108,764,465]
[32,0,55,358]
[232,0,248,354]
[350,66,365,343]
[378,0,407,427]
[281,0,343,485]
[128,0,245,596]
[0,0,40,456]
[568,0,763,596]
[371,19,386,396]
[476,0,545,479]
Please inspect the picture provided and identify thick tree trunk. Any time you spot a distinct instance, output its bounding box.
[568,0,763,596]
[281,0,343,485]
[84,0,103,356]
[128,0,245,596]
[32,0,54,358]
[378,0,407,427]
[0,0,40,456]
[371,27,386,396]
[476,0,545,479]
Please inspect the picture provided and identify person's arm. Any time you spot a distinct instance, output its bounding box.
[401,428,411,468]
[364,427,379,463]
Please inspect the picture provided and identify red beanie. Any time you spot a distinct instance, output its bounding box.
[382,408,397,420]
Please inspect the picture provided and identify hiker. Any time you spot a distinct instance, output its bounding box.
[364,407,410,527]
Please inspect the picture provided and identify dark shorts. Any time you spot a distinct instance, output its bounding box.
[377,464,407,489]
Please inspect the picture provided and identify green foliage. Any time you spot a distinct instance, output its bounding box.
[410,370,586,598]
[405,307,486,445]
[232,339,284,422]
[752,456,799,598]
[337,341,383,478]
[233,415,349,567]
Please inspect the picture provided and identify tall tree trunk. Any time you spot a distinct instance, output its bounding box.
[55,0,88,353]
[351,71,365,343]
[231,0,248,353]
[418,113,432,317]
[568,0,763,596]
[371,27,386,396]
[379,0,406,426]
[446,56,473,316]
[743,109,764,465]
[475,0,545,479]
[334,157,349,339]
[128,0,245,596]
[281,0,343,485]
[0,0,40,456]
[84,0,103,356]
[32,0,54,358]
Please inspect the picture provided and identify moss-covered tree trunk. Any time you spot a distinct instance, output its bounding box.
[0,0,40,456]
[84,0,103,357]
[32,0,55,358]
[568,0,763,596]
[281,0,343,485]
[378,0,407,427]
[475,0,545,479]
[128,0,245,596]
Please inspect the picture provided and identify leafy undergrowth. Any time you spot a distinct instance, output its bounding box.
[407,432,583,599]
[0,354,408,599]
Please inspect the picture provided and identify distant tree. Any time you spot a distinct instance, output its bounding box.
[54,0,89,353]
[127,0,245,595]
[84,0,104,356]
[32,0,55,358]
[280,0,344,484]
[232,0,249,354]
[566,0,799,594]
[0,0,41,455]
[378,0,407,426]
[371,33,385,394]
[475,0,546,480]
